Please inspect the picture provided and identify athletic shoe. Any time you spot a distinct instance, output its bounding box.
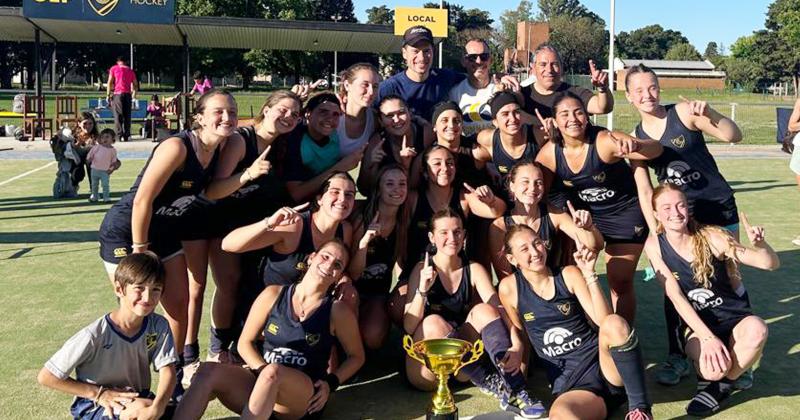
[88,195,97,203]
[206,349,230,364]
[655,354,691,386]
[792,236,800,247]
[625,408,653,420]
[686,381,732,417]
[476,372,507,400]
[734,368,754,390]
[501,390,547,419]
[181,359,201,388]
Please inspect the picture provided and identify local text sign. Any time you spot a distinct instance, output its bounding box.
[394,7,448,37]
[23,0,174,25]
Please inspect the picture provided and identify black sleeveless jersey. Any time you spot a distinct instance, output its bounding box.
[425,258,473,325]
[227,126,290,209]
[404,188,466,275]
[262,284,334,381]
[504,202,559,269]
[635,105,736,226]
[492,126,538,202]
[553,127,639,215]
[261,211,345,286]
[433,135,486,188]
[379,120,426,167]
[657,234,751,326]
[515,269,599,394]
[108,130,219,230]
[356,229,397,297]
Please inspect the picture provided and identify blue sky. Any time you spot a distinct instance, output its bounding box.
[352,0,771,54]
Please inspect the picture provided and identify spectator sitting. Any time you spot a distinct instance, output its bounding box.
[146,94,167,140]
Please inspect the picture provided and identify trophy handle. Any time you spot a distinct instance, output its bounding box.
[403,335,426,365]
[455,339,484,376]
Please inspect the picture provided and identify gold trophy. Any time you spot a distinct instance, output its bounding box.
[403,335,484,420]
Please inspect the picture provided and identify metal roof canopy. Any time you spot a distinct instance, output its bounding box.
[0,7,407,53]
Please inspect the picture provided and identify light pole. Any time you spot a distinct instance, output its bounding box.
[331,13,342,86]
[608,0,615,130]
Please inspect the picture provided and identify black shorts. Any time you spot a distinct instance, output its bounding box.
[594,203,648,245]
[683,313,751,345]
[693,195,739,227]
[98,210,182,263]
[560,358,626,413]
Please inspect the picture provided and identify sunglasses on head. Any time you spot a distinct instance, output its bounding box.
[464,53,490,63]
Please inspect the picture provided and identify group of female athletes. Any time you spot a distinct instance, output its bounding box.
[96,61,780,420]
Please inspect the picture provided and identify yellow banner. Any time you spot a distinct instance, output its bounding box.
[394,7,448,37]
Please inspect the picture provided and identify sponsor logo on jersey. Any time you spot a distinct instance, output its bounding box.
[180,180,194,189]
[562,180,574,187]
[267,323,280,335]
[498,165,509,174]
[362,263,389,281]
[671,135,686,148]
[145,333,158,351]
[294,261,307,272]
[665,161,702,187]
[306,333,321,346]
[541,327,583,357]
[672,271,681,280]
[592,172,606,183]
[634,225,645,236]
[578,187,616,202]
[155,195,196,217]
[263,347,308,367]
[687,288,724,311]
[523,312,536,322]
[230,184,260,199]
[113,247,128,258]
[557,302,571,316]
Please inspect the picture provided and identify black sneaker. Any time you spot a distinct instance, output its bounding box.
[686,381,732,417]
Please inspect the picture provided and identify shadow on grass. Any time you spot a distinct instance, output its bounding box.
[0,191,124,207]
[0,231,97,244]
[733,183,796,193]
[0,208,107,221]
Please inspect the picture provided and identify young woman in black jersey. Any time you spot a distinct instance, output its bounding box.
[499,225,653,420]
[221,172,357,308]
[404,210,546,419]
[387,145,506,325]
[349,164,410,350]
[358,95,432,193]
[488,160,603,279]
[535,92,663,323]
[644,184,777,416]
[174,239,365,419]
[426,100,486,187]
[473,91,542,203]
[98,89,237,370]
[625,65,745,386]
[180,91,302,367]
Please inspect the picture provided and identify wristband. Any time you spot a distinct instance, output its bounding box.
[324,373,340,392]
[251,364,268,377]
[263,219,275,231]
[417,287,429,298]
[94,385,106,402]
[584,272,599,283]
[132,242,149,249]
[597,86,608,93]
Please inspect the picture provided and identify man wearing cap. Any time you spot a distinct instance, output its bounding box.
[377,25,465,122]
[521,44,613,143]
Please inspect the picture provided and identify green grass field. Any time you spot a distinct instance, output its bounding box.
[0,88,795,145]
[0,157,798,419]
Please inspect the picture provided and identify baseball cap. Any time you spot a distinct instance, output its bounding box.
[403,25,434,47]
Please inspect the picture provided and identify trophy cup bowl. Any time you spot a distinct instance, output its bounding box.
[403,335,484,420]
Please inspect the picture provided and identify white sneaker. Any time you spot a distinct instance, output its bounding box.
[181,359,201,388]
[792,236,800,247]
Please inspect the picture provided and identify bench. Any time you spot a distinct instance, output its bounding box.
[86,98,148,122]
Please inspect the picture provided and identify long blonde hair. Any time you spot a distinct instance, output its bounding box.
[652,183,741,288]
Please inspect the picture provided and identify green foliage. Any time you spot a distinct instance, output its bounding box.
[548,14,607,74]
[664,42,701,61]
[536,0,604,25]
[616,24,689,59]
[498,1,535,49]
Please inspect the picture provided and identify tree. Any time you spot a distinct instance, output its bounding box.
[536,0,603,25]
[497,1,535,49]
[765,0,800,94]
[548,14,606,74]
[664,43,701,61]
[366,5,403,76]
[616,24,690,59]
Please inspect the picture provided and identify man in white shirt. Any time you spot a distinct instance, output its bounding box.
[448,39,499,137]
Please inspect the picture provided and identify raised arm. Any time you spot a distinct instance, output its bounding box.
[563,244,610,326]
[286,144,365,203]
[462,183,506,219]
[550,200,604,252]
[716,213,779,271]
[586,60,614,115]
[205,133,270,200]
[404,256,433,335]
[677,97,742,143]
[596,130,663,163]
[221,203,307,253]
[472,128,494,164]
[489,218,514,279]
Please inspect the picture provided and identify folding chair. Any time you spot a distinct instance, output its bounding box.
[55,95,80,130]
[22,95,53,141]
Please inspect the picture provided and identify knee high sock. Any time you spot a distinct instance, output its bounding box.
[183,342,200,364]
[609,329,651,411]
[664,295,685,357]
[481,318,527,393]
[209,327,234,354]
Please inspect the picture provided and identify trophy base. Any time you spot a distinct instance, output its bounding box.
[427,408,458,420]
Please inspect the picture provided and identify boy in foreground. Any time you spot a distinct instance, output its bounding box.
[37,252,178,419]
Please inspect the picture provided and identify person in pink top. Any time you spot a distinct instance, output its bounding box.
[106,56,139,142]
[190,71,213,96]
[87,128,121,202]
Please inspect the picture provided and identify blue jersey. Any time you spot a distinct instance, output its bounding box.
[425,256,474,325]
[491,126,538,203]
[657,234,751,327]
[377,68,465,121]
[515,269,599,394]
[552,127,647,242]
[635,105,737,226]
[261,211,344,286]
[262,284,334,381]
